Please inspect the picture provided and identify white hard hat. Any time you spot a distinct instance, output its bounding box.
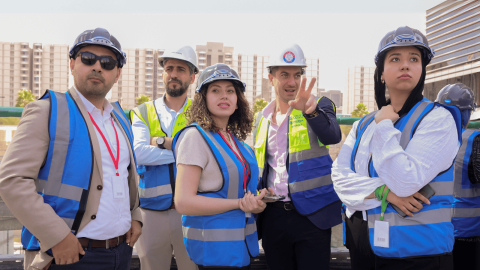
[266,44,307,68]
[159,46,199,74]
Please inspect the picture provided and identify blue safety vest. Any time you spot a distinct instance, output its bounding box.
[253,97,340,216]
[21,90,135,251]
[452,128,480,238]
[351,98,462,258]
[130,100,191,211]
[172,124,259,268]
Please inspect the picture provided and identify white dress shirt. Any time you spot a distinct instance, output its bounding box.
[132,95,189,166]
[332,106,459,219]
[75,88,132,240]
[262,100,292,201]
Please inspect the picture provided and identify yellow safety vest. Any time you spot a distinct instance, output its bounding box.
[253,97,339,215]
[129,98,192,211]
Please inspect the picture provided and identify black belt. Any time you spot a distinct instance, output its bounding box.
[78,234,126,249]
[270,201,296,211]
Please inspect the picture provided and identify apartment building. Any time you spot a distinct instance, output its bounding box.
[38,44,69,98]
[423,0,480,103]
[304,58,321,97]
[231,53,269,105]
[0,42,32,107]
[344,66,376,115]
[109,48,156,110]
[319,89,343,114]
[0,42,69,107]
[0,40,321,110]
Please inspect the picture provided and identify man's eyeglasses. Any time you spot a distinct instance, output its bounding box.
[77,52,118,70]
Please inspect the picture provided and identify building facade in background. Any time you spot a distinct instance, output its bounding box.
[319,89,343,114]
[231,53,269,105]
[0,42,69,107]
[423,0,480,103]
[110,48,158,109]
[344,66,376,115]
[0,42,32,107]
[35,44,69,99]
[304,58,321,97]
[0,41,321,110]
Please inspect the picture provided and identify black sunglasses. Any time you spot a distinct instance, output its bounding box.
[77,51,118,70]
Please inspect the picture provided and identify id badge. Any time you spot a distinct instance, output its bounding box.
[112,175,126,199]
[373,220,389,248]
[245,212,252,218]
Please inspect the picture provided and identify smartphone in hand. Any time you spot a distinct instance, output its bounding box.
[263,194,286,201]
[392,184,435,218]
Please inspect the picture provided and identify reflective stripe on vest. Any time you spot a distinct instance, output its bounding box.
[130,99,191,211]
[452,129,480,237]
[351,98,462,258]
[22,90,135,251]
[172,124,259,267]
[253,97,340,216]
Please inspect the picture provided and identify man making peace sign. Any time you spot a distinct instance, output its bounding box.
[253,44,342,270]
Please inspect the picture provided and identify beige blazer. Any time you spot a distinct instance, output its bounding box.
[0,88,141,268]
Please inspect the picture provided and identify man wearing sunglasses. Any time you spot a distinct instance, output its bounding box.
[129,46,198,270]
[0,28,142,270]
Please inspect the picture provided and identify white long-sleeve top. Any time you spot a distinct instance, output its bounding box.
[332,106,460,219]
[132,96,189,166]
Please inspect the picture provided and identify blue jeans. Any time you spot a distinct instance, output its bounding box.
[49,241,133,270]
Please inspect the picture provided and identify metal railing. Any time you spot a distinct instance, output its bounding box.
[1,106,480,128]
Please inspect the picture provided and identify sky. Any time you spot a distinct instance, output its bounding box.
[0,0,445,92]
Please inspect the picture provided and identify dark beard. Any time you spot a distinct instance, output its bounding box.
[76,71,113,99]
[166,78,190,97]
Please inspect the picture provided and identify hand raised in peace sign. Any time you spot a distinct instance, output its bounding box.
[287,77,317,114]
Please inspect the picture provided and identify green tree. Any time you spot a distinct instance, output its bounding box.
[351,103,369,118]
[136,95,150,106]
[15,89,35,107]
[253,98,268,116]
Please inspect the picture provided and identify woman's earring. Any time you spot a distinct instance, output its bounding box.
[381,79,385,84]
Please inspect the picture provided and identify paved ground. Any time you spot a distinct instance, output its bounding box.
[0,250,352,270]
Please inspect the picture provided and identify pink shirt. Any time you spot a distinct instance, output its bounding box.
[262,100,292,201]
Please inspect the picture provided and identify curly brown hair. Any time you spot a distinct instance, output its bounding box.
[185,81,253,141]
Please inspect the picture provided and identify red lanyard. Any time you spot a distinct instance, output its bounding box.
[88,113,120,176]
[218,131,249,193]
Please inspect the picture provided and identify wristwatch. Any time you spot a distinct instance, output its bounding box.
[156,136,166,149]
[303,108,320,119]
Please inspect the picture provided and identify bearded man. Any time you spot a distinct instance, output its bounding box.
[130,46,199,270]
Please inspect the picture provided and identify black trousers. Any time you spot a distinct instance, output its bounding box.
[345,211,453,270]
[453,237,480,270]
[261,203,332,270]
[50,241,133,270]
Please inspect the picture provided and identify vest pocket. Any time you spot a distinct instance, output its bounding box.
[289,128,311,153]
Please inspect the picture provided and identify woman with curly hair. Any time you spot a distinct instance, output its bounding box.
[172,63,272,270]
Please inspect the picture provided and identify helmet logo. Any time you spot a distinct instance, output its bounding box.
[445,99,451,103]
[283,51,295,63]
